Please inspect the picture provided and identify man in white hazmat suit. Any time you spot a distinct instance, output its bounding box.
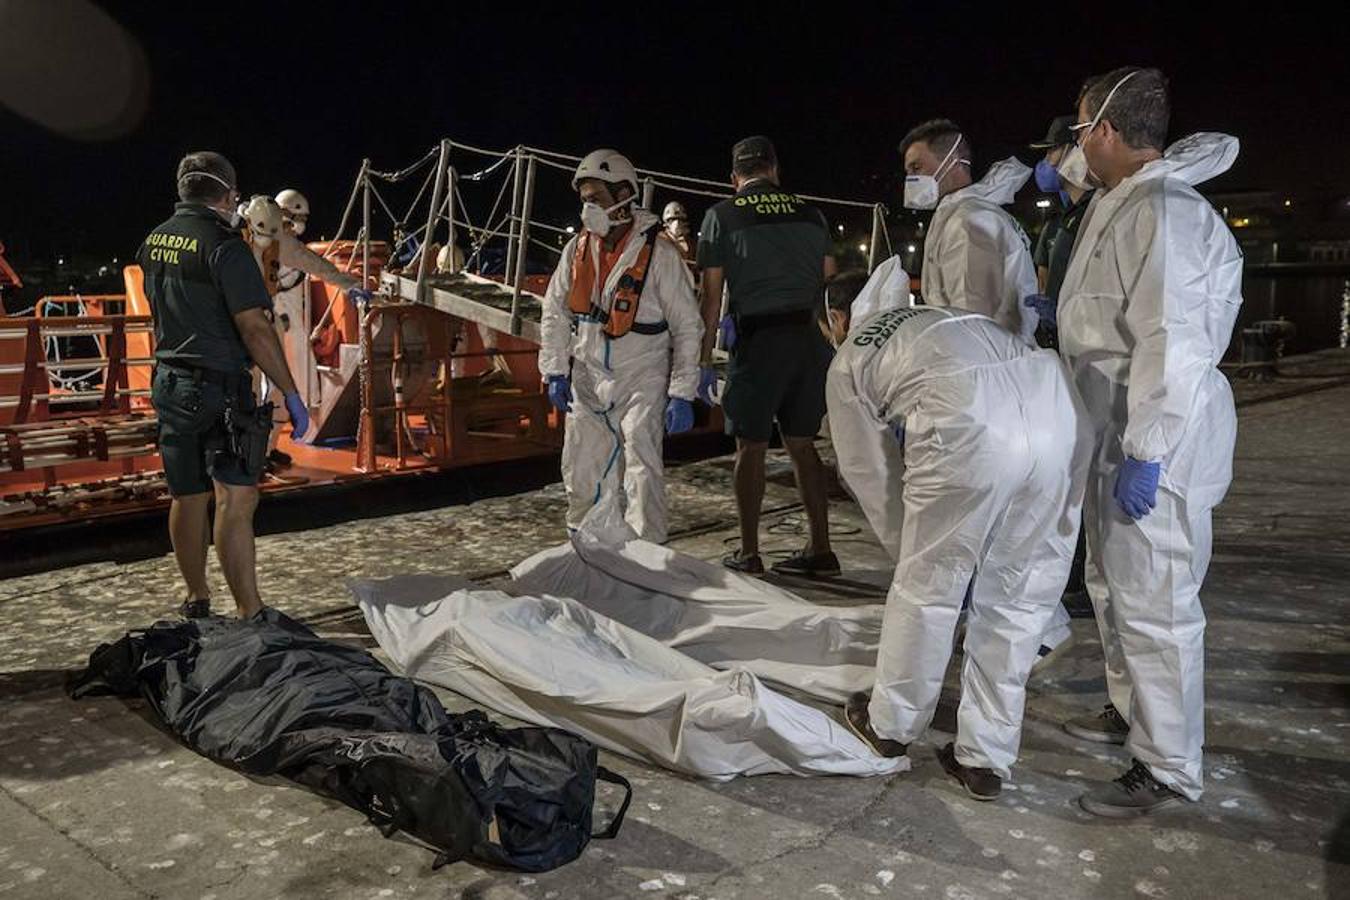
[900,120,1040,344]
[539,149,703,542]
[245,188,371,464]
[823,267,1089,800]
[1042,67,1243,817]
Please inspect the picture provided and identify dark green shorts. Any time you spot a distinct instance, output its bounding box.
[152,365,263,496]
[722,322,833,442]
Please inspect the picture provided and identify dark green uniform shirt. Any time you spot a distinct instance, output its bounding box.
[696,179,831,318]
[137,203,271,373]
[1033,190,1093,302]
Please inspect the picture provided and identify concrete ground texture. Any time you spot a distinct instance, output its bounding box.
[1,363,1347,899]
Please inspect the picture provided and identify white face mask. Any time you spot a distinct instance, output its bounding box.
[286,216,306,238]
[1057,145,1093,190]
[1068,70,1140,191]
[903,134,969,210]
[580,194,634,238]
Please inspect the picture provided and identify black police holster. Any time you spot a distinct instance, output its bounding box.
[225,400,274,479]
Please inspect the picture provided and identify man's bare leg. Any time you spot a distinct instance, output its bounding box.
[734,439,768,557]
[168,492,212,606]
[784,436,831,556]
[212,481,263,618]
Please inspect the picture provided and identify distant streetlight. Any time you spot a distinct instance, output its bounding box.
[906,244,916,253]
[1284,199,1292,208]
[1035,199,1052,209]
[858,243,868,254]
[565,226,575,234]
[837,224,845,234]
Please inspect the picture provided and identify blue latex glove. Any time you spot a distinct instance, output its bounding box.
[719,315,737,351]
[665,397,694,435]
[348,287,372,307]
[283,391,310,441]
[1114,457,1160,519]
[546,374,572,413]
[1024,293,1057,329]
[696,366,718,406]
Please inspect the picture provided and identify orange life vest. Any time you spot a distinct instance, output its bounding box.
[243,228,282,297]
[567,224,663,338]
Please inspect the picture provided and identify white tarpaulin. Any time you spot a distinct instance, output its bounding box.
[508,502,884,703]
[353,576,907,781]
[509,500,1071,701]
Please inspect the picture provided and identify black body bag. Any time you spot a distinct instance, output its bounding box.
[69,608,630,871]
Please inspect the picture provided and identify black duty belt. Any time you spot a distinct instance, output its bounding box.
[158,361,251,389]
[735,308,815,337]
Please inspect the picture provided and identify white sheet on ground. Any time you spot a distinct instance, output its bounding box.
[353,578,907,780]
[508,500,884,703]
[509,497,1072,700]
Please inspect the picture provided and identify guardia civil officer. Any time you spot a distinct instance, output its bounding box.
[140,151,309,619]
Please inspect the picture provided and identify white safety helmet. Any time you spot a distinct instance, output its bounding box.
[572,149,639,197]
[662,201,688,224]
[275,188,310,236]
[241,195,283,248]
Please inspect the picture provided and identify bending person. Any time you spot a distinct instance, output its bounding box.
[823,268,1088,800]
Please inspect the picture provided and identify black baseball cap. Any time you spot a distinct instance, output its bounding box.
[732,135,777,167]
[1030,115,1076,150]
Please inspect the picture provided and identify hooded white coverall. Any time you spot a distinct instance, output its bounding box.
[1058,133,1244,800]
[922,159,1040,344]
[827,301,1089,778]
[540,207,703,543]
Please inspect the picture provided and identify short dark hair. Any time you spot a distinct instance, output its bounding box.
[1081,67,1170,152]
[821,270,871,323]
[176,151,236,203]
[899,119,971,165]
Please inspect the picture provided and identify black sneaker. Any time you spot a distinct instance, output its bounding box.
[843,692,908,759]
[937,743,1002,801]
[1064,703,1129,745]
[722,551,765,575]
[178,598,211,619]
[1079,760,1185,818]
[770,549,841,577]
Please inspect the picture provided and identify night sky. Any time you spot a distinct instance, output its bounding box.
[3,1,1347,263]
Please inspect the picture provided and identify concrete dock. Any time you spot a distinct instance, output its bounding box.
[1,358,1347,900]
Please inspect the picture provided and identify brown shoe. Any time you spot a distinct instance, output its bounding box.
[843,692,908,758]
[937,743,1002,801]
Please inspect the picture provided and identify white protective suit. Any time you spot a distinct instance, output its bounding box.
[921,158,1039,344]
[1057,133,1244,800]
[263,233,361,444]
[827,299,1089,778]
[352,576,906,781]
[540,207,703,542]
